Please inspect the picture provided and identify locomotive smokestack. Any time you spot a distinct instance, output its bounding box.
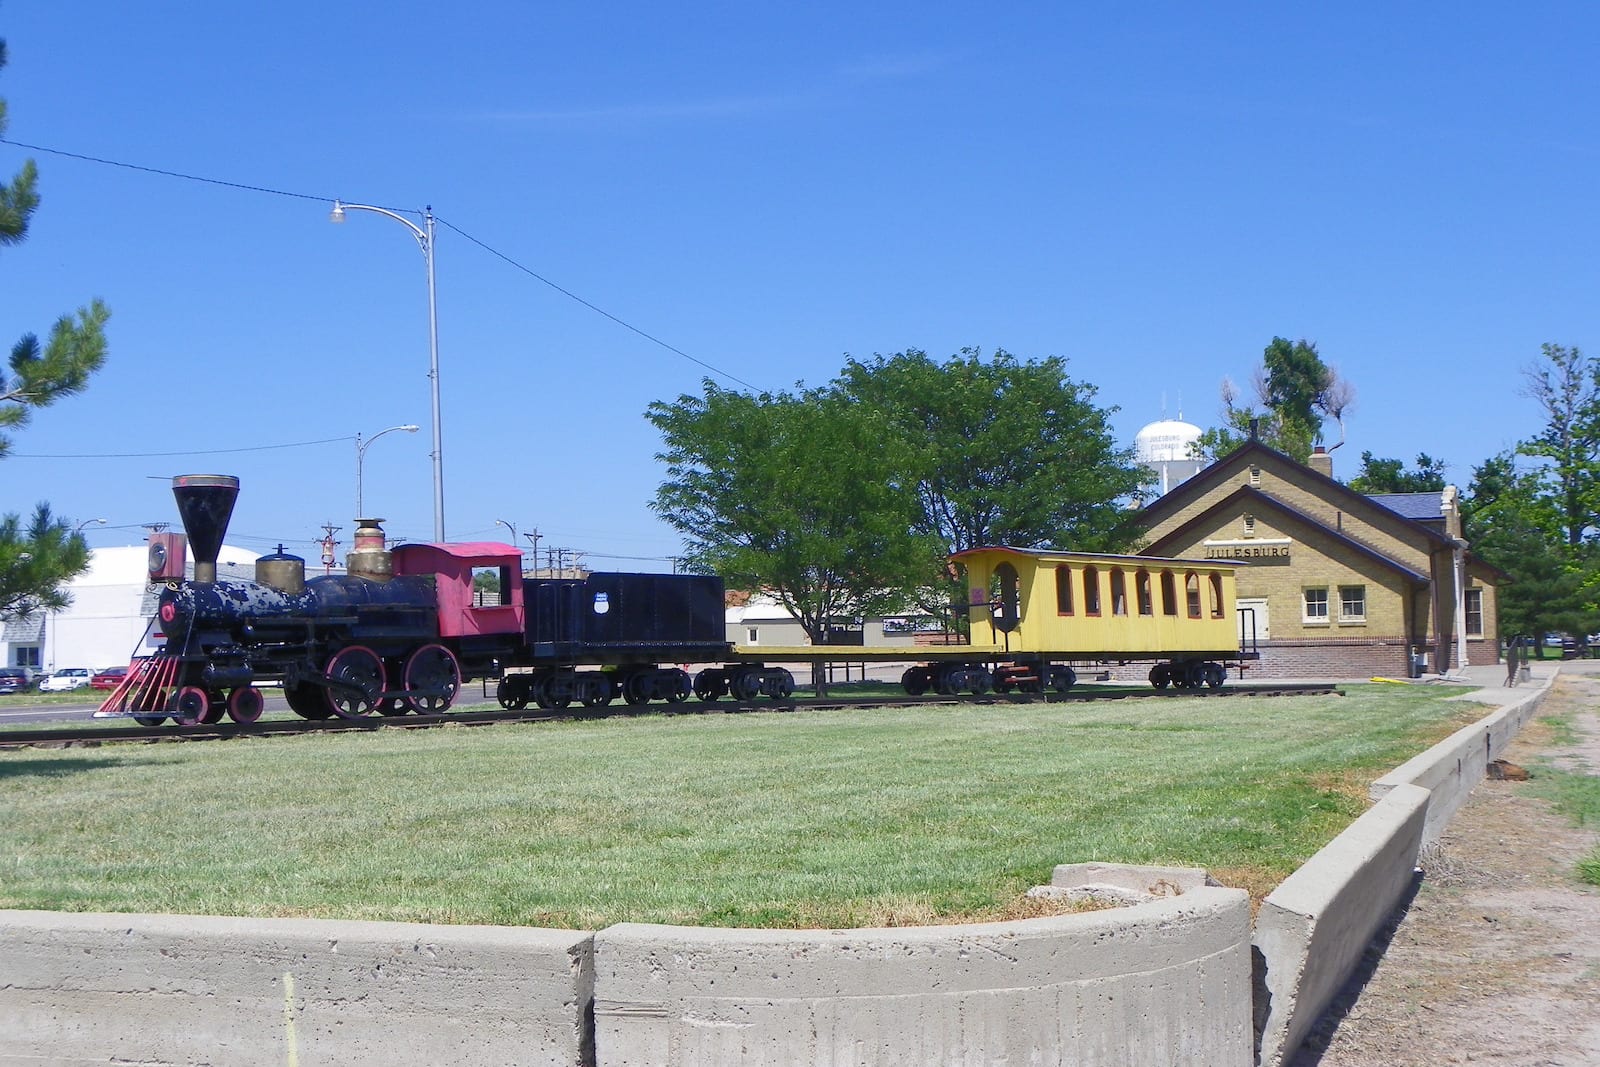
[171,474,240,584]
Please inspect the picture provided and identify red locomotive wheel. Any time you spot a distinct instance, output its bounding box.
[323,646,386,719]
[403,644,461,714]
[227,686,264,724]
[170,686,209,726]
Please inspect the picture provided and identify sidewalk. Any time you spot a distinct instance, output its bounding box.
[1295,660,1600,1065]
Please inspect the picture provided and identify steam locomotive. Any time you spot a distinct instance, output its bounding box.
[99,475,733,725]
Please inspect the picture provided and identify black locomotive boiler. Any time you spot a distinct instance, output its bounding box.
[98,475,733,725]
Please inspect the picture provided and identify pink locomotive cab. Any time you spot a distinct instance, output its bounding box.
[392,541,525,639]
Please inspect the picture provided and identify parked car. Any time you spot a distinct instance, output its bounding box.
[39,667,93,692]
[0,668,34,695]
[90,666,129,690]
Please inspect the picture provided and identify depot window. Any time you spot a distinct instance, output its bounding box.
[1339,585,1366,623]
[1465,589,1484,637]
[1303,587,1330,623]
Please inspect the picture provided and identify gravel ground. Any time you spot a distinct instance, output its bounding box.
[1291,666,1600,1066]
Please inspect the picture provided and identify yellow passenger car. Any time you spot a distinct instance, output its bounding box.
[947,546,1255,691]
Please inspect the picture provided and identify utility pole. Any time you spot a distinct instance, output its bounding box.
[319,524,342,575]
[525,529,541,573]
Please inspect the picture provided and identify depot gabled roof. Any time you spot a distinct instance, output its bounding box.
[1143,485,1433,584]
[1139,439,1461,551]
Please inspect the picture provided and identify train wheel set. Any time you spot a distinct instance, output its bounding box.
[1148,660,1229,690]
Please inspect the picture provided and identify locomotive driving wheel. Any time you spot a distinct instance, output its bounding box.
[323,646,386,719]
[403,644,461,714]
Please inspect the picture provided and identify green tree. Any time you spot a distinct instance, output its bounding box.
[1517,342,1600,548]
[0,504,89,619]
[1194,337,1353,463]
[647,381,938,646]
[1347,451,1448,494]
[1462,451,1596,654]
[836,348,1145,554]
[0,35,110,622]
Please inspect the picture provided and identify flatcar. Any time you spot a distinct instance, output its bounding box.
[707,547,1258,697]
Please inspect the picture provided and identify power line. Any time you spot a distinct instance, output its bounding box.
[8,435,354,459]
[0,136,344,205]
[437,218,762,392]
[1,136,765,394]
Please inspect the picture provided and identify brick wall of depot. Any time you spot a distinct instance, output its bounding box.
[1091,636,1500,684]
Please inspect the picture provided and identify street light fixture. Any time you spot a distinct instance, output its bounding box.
[330,199,445,542]
[494,518,518,545]
[74,517,107,535]
[355,424,420,520]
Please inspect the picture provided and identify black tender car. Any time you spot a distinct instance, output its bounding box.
[0,668,34,695]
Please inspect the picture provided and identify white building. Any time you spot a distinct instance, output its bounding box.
[1,545,259,675]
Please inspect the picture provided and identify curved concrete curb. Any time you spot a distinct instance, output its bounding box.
[0,909,595,1066]
[1252,782,1431,1067]
[1371,674,1553,844]
[591,886,1253,1066]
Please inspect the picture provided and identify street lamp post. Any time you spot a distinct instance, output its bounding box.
[355,424,420,520]
[330,200,445,542]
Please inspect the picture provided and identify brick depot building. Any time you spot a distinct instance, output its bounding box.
[1137,440,1502,678]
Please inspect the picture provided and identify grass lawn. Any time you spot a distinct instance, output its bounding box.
[0,684,1485,929]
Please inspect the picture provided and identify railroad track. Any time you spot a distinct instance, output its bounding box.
[0,682,1340,751]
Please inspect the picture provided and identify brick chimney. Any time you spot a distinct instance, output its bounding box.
[1308,445,1333,480]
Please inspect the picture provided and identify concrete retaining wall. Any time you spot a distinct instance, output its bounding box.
[1371,684,1550,843]
[592,887,1253,1067]
[1252,783,1431,1067]
[0,909,595,1067]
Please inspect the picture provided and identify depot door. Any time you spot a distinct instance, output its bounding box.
[1236,597,1269,645]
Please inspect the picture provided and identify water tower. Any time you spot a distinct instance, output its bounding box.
[1135,416,1204,497]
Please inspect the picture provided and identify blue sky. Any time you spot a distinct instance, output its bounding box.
[3,2,1596,569]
